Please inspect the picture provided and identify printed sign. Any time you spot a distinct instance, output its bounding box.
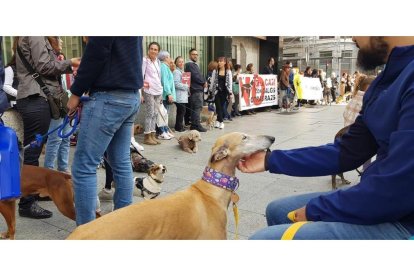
[301,77,323,100]
[182,72,191,86]
[238,74,278,111]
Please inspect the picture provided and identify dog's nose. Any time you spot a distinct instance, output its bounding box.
[266,136,275,144]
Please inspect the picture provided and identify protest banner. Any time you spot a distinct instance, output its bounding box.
[301,77,323,100]
[238,74,277,111]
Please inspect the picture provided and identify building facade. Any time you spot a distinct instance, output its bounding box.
[2,36,280,77]
[281,36,359,76]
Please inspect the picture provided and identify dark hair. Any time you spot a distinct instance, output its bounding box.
[174,56,183,66]
[217,57,230,71]
[234,64,241,71]
[268,57,274,64]
[189,48,197,54]
[246,63,254,72]
[148,42,160,51]
[6,37,19,67]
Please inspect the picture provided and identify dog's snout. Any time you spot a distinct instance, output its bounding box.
[266,135,275,144]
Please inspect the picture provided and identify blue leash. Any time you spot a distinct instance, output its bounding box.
[23,96,89,150]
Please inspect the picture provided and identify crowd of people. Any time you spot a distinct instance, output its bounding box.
[2,36,414,240]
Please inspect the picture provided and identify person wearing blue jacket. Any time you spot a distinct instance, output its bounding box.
[67,37,143,225]
[238,36,414,240]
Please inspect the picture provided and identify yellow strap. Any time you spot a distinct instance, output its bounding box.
[281,221,309,240]
[233,203,239,240]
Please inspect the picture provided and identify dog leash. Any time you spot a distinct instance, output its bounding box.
[280,210,311,240]
[22,95,90,151]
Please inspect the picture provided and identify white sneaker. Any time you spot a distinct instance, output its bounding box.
[158,132,172,140]
[96,196,102,214]
[131,137,144,151]
[214,121,220,128]
[219,122,224,129]
[98,188,114,201]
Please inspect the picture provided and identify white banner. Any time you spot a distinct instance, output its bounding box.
[301,77,323,100]
[238,74,278,111]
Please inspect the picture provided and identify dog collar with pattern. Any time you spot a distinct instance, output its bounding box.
[202,167,239,192]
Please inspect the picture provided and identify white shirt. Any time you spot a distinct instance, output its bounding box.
[3,66,17,106]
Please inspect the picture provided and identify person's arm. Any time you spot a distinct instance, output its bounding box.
[3,67,17,97]
[70,37,115,96]
[266,114,378,176]
[226,70,233,94]
[187,63,205,85]
[306,87,414,224]
[209,70,216,93]
[28,37,72,76]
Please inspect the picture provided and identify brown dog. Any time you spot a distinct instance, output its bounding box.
[133,124,144,135]
[0,165,76,239]
[331,126,352,190]
[178,130,201,153]
[67,132,275,240]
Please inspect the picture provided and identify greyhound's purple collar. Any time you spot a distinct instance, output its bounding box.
[202,167,239,192]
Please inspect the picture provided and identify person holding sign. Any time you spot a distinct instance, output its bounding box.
[239,36,414,240]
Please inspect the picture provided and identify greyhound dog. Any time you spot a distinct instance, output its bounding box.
[67,132,275,240]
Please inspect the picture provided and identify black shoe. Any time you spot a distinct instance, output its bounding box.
[175,128,186,132]
[19,202,53,219]
[190,125,207,132]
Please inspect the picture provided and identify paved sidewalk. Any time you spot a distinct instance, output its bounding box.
[1,104,361,240]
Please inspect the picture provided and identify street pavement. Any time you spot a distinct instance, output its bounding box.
[0,103,361,240]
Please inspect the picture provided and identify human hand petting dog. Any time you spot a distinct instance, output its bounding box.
[237,150,267,173]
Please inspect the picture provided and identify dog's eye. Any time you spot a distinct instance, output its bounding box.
[242,135,247,140]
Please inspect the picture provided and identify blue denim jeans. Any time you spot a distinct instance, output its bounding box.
[71,90,139,225]
[249,192,412,240]
[44,118,70,171]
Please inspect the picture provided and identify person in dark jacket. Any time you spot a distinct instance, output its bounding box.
[262,57,275,74]
[67,37,143,225]
[238,36,414,240]
[184,48,207,132]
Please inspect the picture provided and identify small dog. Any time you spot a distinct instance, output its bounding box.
[133,124,144,135]
[134,164,167,200]
[331,126,352,190]
[178,130,201,153]
[206,114,217,130]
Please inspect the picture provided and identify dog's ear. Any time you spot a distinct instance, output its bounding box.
[147,164,157,176]
[210,145,230,163]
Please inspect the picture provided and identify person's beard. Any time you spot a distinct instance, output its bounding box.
[356,37,389,70]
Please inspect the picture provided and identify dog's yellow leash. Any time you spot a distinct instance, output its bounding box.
[231,192,240,239]
[281,211,310,240]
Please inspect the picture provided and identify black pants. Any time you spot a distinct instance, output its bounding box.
[331,88,337,102]
[184,101,191,125]
[16,95,51,208]
[189,91,203,128]
[214,91,227,123]
[175,102,186,131]
[103,152,114,190]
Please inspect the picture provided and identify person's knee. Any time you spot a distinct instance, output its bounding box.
[265,199,292,226]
